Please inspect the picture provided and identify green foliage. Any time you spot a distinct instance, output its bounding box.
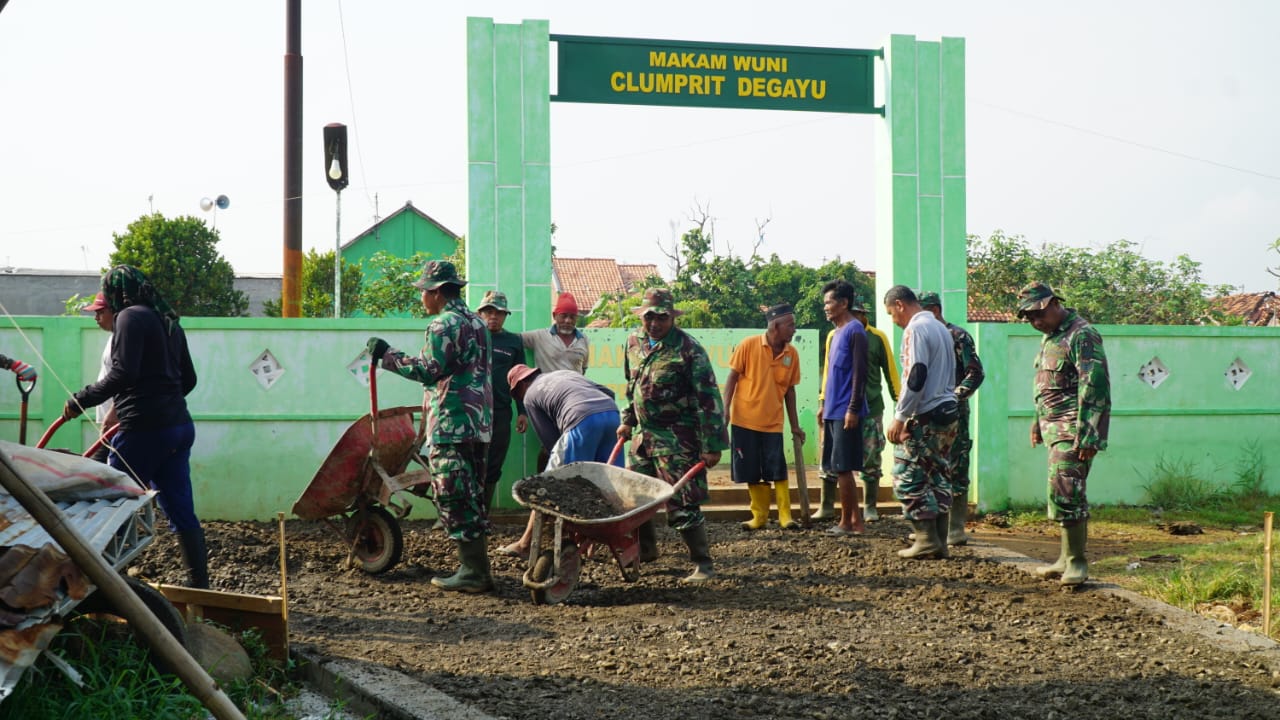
[966,230,1236,324]
[585,220,873,335]
[64,293,91,316]
[6,618,205,719]
[1139,456,1233,511]
[262,250,363,317]
[109,213,249,317]
[356,242,466,319]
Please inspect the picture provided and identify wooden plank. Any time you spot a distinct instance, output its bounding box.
[155,584,288,661]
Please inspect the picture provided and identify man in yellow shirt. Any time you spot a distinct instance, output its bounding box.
[723,303,806,529]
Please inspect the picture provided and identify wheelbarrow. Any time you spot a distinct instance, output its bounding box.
[512,454,704,605]
[290,364,431,574]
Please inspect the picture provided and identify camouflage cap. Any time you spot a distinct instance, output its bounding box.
[848,295,869,313]
[918,291,942,308]
[412,260,467,290]
[477,290,510,313]
[1016,281,1060,317]
[632,287,683,317]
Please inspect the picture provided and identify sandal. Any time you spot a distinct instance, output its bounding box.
[824,525,858,537]
[496,543,529,561]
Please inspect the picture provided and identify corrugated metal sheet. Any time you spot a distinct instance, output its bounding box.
[0,490,157,702]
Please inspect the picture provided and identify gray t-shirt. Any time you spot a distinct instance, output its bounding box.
[520,327,590,374]
[523,370,617,450]
[894,310,956,422]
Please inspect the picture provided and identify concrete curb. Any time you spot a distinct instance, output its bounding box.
[292,646,497,720]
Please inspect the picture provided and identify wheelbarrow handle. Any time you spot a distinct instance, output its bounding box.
[35,415,66,449]
[607,437,625,466]
[84,423,121,459]
[670,461,707,496]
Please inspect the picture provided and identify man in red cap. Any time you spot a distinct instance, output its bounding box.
[521,292,590,374]
[521,292,591,469]
[81,292,118,461]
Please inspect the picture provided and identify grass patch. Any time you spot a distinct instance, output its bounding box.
[6,616,358,719]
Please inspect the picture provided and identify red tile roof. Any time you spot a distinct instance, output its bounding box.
[1212,291,1280,326]
[552,258,661,312]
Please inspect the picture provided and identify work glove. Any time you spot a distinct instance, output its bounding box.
[366,337,390,362]
[63,398,84,421]
[5,357,37,383]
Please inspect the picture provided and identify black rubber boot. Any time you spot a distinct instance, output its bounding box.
[861,478,880,521]
[933,512,950,559]
[177,527,210,589]
[432,538,494,593]
[637,520,659,563]
[679,525,713,583]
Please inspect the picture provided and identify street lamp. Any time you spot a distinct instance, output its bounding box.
[323,123,350,317]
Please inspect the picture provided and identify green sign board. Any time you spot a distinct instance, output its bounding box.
[551,34,881,114]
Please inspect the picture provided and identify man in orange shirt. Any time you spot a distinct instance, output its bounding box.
[723,303,806,530]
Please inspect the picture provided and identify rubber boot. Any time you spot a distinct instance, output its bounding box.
[933,512,950,559]
[741,483,771,530]
[862,478,880,522]
[1035,528,1071,579]
[637,520,659,563]
[177,527,210,590]
[898,518,945,559]
[431,538,493,593]
[1060,521,1089,586]
[812,478,838,521]
[947,502,970,546]
[774,481,798,529]
[679,525,714,583]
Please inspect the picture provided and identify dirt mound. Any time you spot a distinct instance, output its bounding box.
[128,518,1280,719]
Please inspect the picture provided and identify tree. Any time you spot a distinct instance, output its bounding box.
[967,231,1235,324]
[262,249,363,317]
[109,213,248,317]
[356,242,465,318]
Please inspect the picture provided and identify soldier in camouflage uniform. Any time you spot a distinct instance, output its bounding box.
[617,288,729,583]
[883,286,958,560]
[1018,282,1110,586]
[367,260,495,593]
[920,292,985,546]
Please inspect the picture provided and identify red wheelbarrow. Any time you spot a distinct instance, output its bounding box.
[512,456,703,605]
[290,368,430,574]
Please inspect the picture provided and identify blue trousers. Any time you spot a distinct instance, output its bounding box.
[109,421,199,532]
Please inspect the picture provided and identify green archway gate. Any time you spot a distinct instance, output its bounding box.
[464,17,967,339]
[464,18,969,497]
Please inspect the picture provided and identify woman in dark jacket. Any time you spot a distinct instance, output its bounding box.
[63,265,207,588]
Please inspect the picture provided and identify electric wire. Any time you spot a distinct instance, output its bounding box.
[336,0,376,215]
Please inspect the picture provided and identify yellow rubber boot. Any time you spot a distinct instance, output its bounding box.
[775,481,798,529]
[741,483,771,530]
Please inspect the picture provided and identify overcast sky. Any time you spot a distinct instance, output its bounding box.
[1,1,1276,293]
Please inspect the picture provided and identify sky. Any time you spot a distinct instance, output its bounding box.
[1,1,1277,292]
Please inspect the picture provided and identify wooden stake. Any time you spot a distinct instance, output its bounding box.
[1263,511,1273,639]
[277,511,290,655]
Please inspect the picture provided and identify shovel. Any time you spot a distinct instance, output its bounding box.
[792,432,811,528]
[15,373,36,445]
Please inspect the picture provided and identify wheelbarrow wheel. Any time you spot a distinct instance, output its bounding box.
[347,505,403,574]
[529,542,581,606]
[74,575,188,674]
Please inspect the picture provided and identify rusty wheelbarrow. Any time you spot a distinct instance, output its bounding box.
[290,367,430,574]
[512,454,704,605]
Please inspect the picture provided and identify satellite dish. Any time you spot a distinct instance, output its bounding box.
[215,195,230,210]
[199,197,214,212]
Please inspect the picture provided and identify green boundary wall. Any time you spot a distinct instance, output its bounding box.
[972,323,1280,512]
[0,319,817,521]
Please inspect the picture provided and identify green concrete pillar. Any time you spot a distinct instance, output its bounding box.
[466,17,552,329]
[874,35,967,338]
[467,17,552,499]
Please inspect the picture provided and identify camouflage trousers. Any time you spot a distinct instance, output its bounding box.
[628,451,710,532]
[861,414,887,481]
[1046,439,1092,525]
[948,408,973,497]
[429,442,490,542]
[891,415,958,521]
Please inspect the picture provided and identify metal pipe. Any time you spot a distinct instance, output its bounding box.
[282,0,303,317]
